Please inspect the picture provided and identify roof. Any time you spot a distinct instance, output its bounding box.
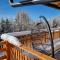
[7,31,31,36]
[6,27,60,37]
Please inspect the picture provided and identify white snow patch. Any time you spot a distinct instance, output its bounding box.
[1,34,21,47]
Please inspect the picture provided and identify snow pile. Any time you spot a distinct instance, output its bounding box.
[1,34,21,47]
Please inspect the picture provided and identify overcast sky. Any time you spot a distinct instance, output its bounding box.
[0,0,60,21]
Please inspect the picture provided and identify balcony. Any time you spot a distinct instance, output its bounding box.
[0,28,60,60]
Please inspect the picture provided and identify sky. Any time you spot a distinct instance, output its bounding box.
[0,0,60,21]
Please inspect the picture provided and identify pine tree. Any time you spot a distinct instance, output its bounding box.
[0,18,6,33]
[5,19,12,33]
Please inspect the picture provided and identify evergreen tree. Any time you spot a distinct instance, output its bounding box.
[5,19,12,33]
[0,18,6,33]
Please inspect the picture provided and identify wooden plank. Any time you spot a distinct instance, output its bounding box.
[6,42,10,60]
[25,55,28,60]
[20,50,23,60]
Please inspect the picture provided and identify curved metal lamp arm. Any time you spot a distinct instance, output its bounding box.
[9,0,59,7]
[39,16,54,58]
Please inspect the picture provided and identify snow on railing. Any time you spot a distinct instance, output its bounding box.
[1,34,21,47]
[0,41,56,60]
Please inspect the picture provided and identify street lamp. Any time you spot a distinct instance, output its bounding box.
[39,16,54,58]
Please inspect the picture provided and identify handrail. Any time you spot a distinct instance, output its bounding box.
[8,41,56,60]
[19,45,56,60]
[0,41,56,60]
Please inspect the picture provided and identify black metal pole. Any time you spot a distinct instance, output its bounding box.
[39,16,54,58]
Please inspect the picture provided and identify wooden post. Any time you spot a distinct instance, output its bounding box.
[59,29,60,38]
[6,41,10,60]
[53,30,54,40]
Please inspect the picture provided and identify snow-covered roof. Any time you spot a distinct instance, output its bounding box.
[7,31,31,36]
[5,27,60,37]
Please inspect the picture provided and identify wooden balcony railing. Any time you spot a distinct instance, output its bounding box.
[0,41,56,60]
[0,28,60,60]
